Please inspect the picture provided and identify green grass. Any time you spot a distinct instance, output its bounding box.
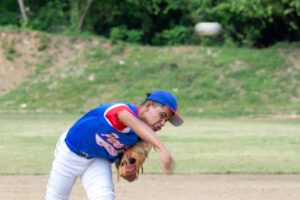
[0,113,77,174]
[0,113,299,174]
[2,40,17,61]
[0,31,299,116]
[145,117,300,174]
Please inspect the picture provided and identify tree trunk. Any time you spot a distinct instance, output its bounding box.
[17,0,28,22]
[69,0,79,30]
[77,0,94,31]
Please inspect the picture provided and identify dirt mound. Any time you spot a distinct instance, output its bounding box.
[0,30,100,96]
[0,31,38,95]
[1,30,299,101]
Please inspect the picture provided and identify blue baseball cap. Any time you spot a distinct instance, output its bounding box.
[146,90,184,126]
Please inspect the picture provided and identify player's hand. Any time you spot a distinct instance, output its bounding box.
[160,149,174,174]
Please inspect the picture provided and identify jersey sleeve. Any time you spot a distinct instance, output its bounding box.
[104,104,136,133]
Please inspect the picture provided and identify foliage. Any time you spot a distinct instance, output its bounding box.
[35,57,53,75]
[187,0,300,47]
[0,0,299,46]
[0,1,20,25]
[152,26,191,45]
[28,0,68,32]
[126,29,143,43]
[109,26,143,44]
[2,40,16,61]
[38,33,51,51]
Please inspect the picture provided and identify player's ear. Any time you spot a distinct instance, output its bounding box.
[144,101,153,111]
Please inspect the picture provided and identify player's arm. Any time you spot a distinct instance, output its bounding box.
[117,110,173,173]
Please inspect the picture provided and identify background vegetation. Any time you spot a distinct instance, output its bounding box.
[0,1,299,177]
[0,33,299,116]
[1,0,299,47]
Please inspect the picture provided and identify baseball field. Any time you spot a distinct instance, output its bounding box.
[0,29,300,199]
[1,113,299,199]
[1,1,300,198]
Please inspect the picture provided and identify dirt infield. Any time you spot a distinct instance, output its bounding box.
[1,174,300,200]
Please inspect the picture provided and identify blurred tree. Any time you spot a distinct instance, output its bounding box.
[69,0,94,31]
[28,0,68,32]
[186,0,300,47]
[0,0,299,46]
[77,0,93,31]
[17,0,28,23]
[0,0,20,25]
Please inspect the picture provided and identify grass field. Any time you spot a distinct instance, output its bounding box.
[0,113,299,175]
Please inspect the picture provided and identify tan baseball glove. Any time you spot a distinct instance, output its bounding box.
[116,140,153,182]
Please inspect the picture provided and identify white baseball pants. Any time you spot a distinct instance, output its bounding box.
[45,132,114,200]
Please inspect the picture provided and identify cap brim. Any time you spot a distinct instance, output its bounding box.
[167,106,184,126]
[169,114,184,126]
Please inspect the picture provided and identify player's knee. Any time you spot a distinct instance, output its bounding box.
[87,188,114,200]
[45,190,70,200]
[88,194,115,200]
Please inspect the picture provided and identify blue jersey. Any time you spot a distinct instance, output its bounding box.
[65,103,140,162]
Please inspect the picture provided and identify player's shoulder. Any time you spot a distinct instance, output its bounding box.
[103,102,138,116]
[103,102,139,133]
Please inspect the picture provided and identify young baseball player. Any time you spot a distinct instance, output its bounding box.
[45,90,183,200]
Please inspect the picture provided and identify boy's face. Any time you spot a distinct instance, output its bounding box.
[142,102,173,131]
